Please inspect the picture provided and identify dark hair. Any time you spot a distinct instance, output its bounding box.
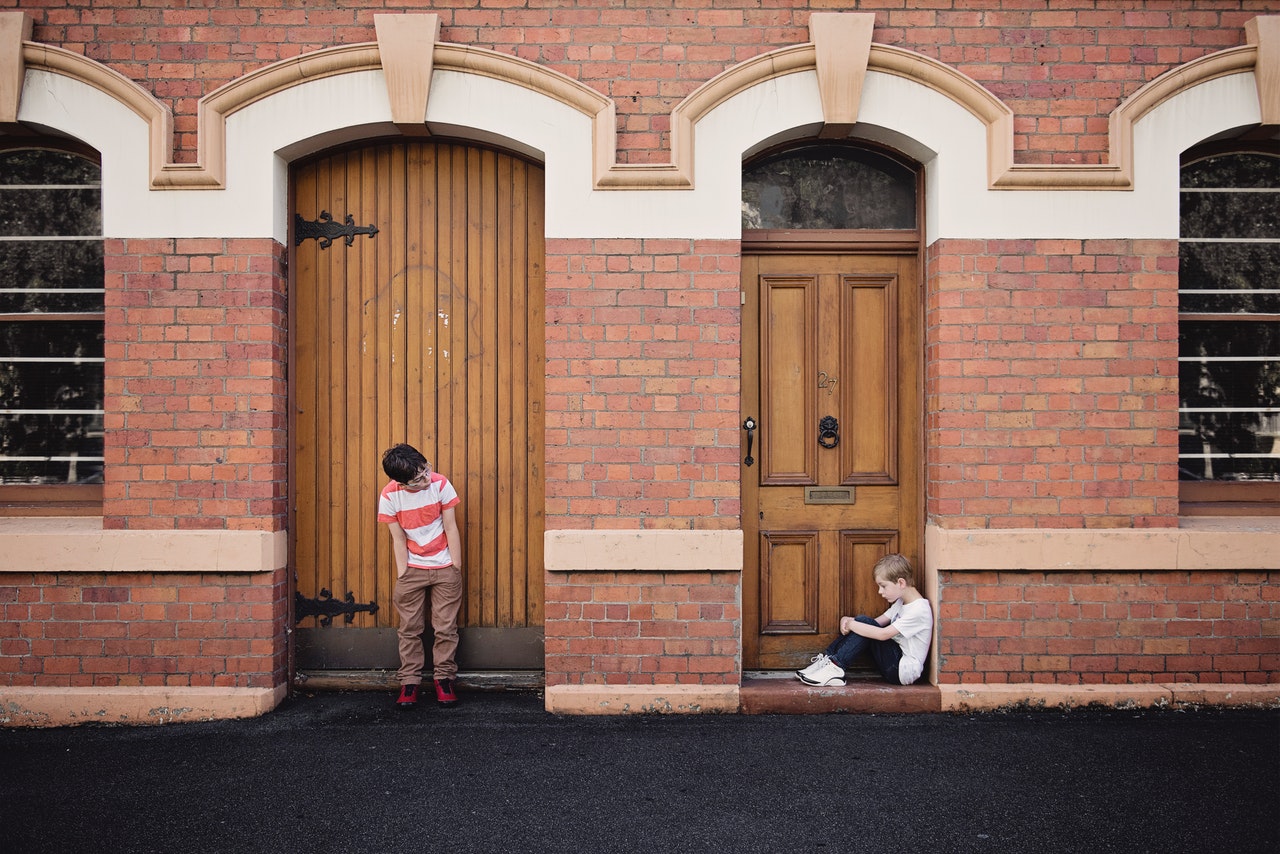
[382,443,428,483]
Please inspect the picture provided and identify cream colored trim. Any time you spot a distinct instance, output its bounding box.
[375,13,439,134]
[544,529,743,572]
[545,683,739,714]
[940,683,1280,712]
[0,684,288,727]
[0,11,32,124]
[926,518,1280,573]
[1247,16,1280,125]
[12,14,1274,193]
[810,12,874,138]
[0,518,287,574]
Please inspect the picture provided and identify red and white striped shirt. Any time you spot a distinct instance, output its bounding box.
[377,473,461,570]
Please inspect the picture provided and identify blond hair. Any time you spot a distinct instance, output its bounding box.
[873,553,914,586]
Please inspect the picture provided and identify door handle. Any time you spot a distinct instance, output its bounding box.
[742,417,757,467]
[818,415,840,449]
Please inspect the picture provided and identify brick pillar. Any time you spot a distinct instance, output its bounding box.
[541,239,743,699]
[103,238,288,530]
[925,238,1180,529]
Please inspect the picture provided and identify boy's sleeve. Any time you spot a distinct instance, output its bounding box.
[894,602,932,639]
[438,476,461,510]
[376,484,398,523]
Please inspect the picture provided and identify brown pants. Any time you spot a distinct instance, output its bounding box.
[392,565,463,684]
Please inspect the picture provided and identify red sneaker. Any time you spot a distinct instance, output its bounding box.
[434,678,458,706]
[396,683,419,708]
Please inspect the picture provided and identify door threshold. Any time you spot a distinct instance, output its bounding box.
[295,669,545,692]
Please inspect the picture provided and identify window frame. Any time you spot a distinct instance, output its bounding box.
[1178,141,1280,516]
[0,140,104,517]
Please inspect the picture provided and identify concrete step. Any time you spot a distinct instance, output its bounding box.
[297,669,941,714]
[740,671,941,714]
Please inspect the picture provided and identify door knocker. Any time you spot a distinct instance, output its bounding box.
[818,415,840,449]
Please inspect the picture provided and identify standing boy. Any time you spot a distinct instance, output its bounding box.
[797,553,933,687]
[377,443,464,709]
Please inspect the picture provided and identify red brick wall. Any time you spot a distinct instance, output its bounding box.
[0,570,288,689]
[103,238,288,531]
[23,2,1258,165]
[926,238,1180,529]
[544,570,740,686]
[544,238,741,530]
[938,570,1280,684]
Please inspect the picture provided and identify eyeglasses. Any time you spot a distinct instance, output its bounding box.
[400,462,432,487]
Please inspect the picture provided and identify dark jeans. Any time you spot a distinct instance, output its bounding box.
[823,615,903,684]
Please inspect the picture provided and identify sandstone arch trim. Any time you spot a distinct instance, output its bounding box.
[6,11,1274,193]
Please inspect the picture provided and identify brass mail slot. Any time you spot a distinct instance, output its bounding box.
[804,486,855,505]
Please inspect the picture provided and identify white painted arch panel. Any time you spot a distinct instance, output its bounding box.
[14,60,1268,244]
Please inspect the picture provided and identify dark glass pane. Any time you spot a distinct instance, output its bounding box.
[1182,152,1280,190]
[1178,242,1280,313]
[0,240,104,314]
[743,145,916,230]
[1180,320,1279,360]
[0,188,102,237]
[1181,190,1280,240]
[0,358,104,410]
[1177,412,1280,481]
[0,150,99,186]
[1179,357,1279,411]
[1179,321,1280,481]
[0,413,103,485]
[0,320,104,358]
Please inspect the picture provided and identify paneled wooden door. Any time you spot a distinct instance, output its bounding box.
[741,253,922,670]
[290,141,545,671]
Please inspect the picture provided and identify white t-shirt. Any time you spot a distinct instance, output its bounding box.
[881,597,933,685]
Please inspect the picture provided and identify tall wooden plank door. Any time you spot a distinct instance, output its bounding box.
[741,253,922,670]
[291,141,545,671]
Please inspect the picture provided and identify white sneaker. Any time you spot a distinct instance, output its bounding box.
[799,658,846,686]
[796,653,832,680]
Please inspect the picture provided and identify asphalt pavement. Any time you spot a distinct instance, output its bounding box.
[2,688,1276,854]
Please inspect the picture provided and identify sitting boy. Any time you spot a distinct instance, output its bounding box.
[797,553,933,687]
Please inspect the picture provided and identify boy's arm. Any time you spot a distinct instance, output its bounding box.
[839,615,900,641]
[442,506,463,572]
[386,521,410,579]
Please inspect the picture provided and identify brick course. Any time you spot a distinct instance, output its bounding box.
[544,570,740,686]
[22,1,1261,165]
[0,570,288,689]
[938,570,1280,684]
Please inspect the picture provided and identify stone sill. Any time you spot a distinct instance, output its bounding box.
[0,517,286,574]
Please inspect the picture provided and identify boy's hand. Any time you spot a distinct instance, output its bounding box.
[839,616,853,635]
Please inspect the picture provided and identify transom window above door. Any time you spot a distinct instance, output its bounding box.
[742,144,917,232]
[1178,149,1280,513]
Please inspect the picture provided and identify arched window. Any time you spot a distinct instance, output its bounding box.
[1178,148,1280,513]
[742,144,917,232]
[0,147,104,515]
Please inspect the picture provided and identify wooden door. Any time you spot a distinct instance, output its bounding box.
[742,253,922,670]
[291,141,545,670]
